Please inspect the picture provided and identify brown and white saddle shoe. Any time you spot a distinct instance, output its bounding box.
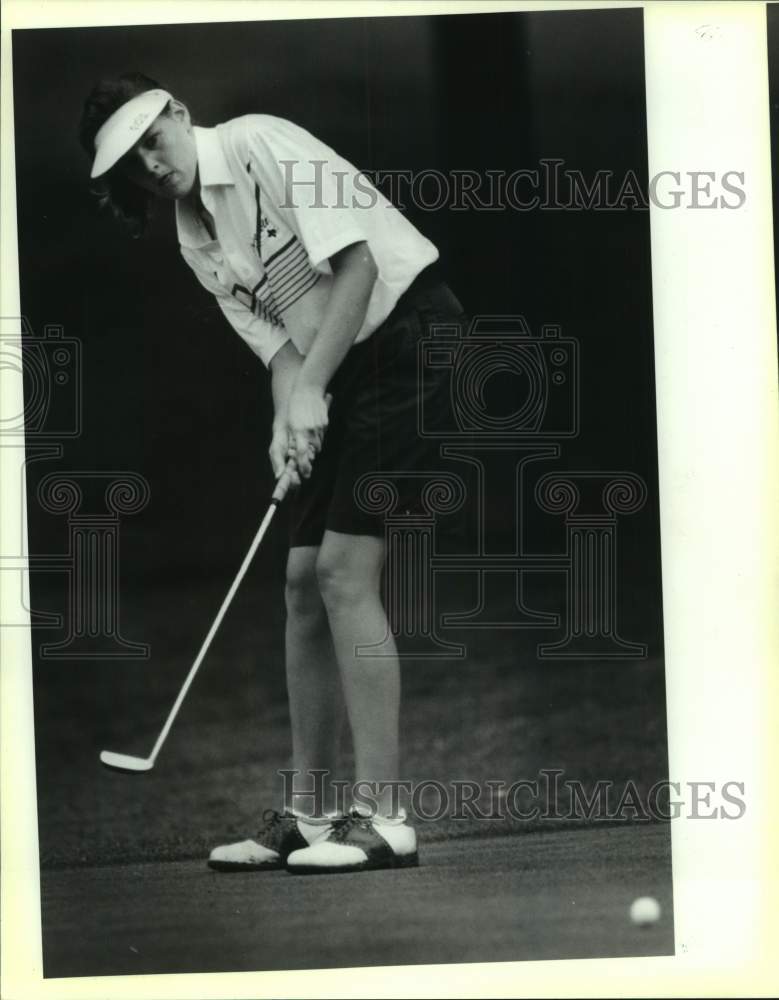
[285,807,418,875]
[208,809,335,872]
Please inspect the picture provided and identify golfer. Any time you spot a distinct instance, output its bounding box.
[80,73,464,874]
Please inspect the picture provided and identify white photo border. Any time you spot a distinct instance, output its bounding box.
[2,1,777,997]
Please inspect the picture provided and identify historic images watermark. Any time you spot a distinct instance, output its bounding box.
[1,316,150,658]
[352,311,650,661]
[277,159,747,212]
[279,768,747,823]
[4,159,679,662]
[4,312,650,663]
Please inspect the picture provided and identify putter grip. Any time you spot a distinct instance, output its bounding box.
[271,393,332,504]
[271,458,297,504]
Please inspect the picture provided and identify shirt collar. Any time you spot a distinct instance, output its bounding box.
[175,125,235,249]
[194,125,234,187]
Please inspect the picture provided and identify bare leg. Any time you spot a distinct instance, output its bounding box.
[316,530,400,816]
[284,545,344,816]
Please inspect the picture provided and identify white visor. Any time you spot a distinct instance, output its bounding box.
[90,89,172,178]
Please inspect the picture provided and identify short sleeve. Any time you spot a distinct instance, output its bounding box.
[245,116,371,272]
[181,249,290,369]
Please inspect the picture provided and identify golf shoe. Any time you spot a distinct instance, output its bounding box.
[286,807,418,874]
[208,809,335,871]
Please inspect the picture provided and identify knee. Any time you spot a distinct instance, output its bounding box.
[285,559,323,620]
[315,551,375,612]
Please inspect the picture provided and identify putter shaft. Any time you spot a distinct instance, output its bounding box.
[102,461,296,771]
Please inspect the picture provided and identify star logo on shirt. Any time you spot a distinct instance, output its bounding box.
[252,215,278,250]
[260,215,277,238]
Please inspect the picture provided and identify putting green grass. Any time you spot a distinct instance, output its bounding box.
[41,826,674,977]
[32,573,669,869]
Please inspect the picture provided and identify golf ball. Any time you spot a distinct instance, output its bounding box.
[630,896,661,926]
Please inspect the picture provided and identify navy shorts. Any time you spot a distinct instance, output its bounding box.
[287,267,466,548]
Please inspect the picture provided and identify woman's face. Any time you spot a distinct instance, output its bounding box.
[117,101,198,200]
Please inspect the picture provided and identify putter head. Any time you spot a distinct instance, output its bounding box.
[99,750,154,773]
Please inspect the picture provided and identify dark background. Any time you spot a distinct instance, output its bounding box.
[12,6,669,911]
[13,7,659,582]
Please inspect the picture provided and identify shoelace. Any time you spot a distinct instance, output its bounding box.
[257,808,286,838]
[329,810,374,843]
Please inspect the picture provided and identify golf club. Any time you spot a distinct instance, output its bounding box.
[100,458,298,774]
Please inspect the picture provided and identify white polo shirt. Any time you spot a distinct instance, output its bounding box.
[175,115,439,368]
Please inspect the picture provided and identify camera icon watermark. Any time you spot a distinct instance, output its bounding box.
[350,310,650,660]
[1,317,82,440]
[418,315,578,439]
[1,316,149,657]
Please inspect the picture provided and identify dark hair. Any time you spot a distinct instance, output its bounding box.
[79,72,169,238]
